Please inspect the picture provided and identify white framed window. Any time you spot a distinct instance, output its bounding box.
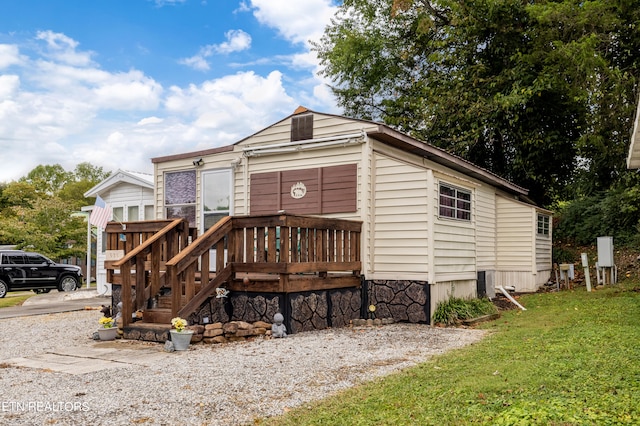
[112,207,123,222]
[439,183,471,221]
[127,205,139,221]
[537,214,550,236]
[202,169,232,232]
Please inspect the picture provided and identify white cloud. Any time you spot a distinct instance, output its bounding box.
[92,72,163,110]
[166,70,296,135]
[215,29,252,54]
[179,55,210,71]
[0,44,24,69]
[137,116,164,126]
[244,0,339,112]
[36,30,95,67]
[0,75,20,98]
[180,29,252,71]
[249,0,337,47]
[0,0,342,183]
[153,0,186,6]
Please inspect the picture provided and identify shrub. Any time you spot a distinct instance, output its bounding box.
[432,296,498,326]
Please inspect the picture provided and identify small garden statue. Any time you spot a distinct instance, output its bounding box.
[271,312,287,338]
[100,304,111,318]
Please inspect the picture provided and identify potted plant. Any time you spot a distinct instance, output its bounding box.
[97,316,118,341]
[170,317,193,351]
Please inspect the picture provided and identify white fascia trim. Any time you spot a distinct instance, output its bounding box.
[242,131,366,157]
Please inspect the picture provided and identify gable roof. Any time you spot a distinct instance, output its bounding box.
[151,107,529,198]
[83,169,154,198]
[627,94,640,168]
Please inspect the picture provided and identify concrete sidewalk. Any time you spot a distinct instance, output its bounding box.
[0,288,111,319]
[4,341,172,374]
[21,287,109,306]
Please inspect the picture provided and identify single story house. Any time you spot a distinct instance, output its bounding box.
[149,107,552,322]
[84,169,154,295]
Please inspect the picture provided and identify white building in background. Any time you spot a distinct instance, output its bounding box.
[83,170,154,295]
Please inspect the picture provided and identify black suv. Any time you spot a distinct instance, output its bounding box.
[0,250,83,298]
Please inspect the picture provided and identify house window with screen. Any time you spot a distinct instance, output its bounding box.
[439,183,471,221]
[202,169,232,232]
[112,207,123,222]
[165,170,196,226]
[537,214,550,236]
[127,205,139,221]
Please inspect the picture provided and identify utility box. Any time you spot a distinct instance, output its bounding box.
[597,236,614,267]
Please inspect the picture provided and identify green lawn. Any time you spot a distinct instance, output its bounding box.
[0,292,34,308]
[258,284,640,425]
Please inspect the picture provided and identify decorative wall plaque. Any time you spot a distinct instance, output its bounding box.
[290,182,307,199]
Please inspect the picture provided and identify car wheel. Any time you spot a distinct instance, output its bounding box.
[0,279,7,298]
[59,276,79,292]
[33,288,52,294]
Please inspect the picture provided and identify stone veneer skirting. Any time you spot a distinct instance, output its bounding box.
[187,288,362,334]
[112,279,430,336]
[365,279,430,324]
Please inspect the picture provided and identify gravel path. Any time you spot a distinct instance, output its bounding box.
[0,310,486,425]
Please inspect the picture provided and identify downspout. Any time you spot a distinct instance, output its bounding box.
[496,285,526,310]
[361,130,371,279]
[240,154,248,215]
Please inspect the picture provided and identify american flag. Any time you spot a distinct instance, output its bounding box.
[89,195,112,230]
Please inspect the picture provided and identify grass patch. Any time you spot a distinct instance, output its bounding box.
[0,293,34,308]
[257,284,640,425]
[432,296,498,326]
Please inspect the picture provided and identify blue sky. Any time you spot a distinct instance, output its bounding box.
[0,0,341,182]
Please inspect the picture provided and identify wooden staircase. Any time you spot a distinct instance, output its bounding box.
[107,214,363,341]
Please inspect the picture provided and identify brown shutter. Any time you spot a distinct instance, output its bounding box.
[249,164,357,215]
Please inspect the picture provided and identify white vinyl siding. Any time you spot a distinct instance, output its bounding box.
[433,178,476,282]
[496,197,533,270]
[372,154,429,275]
[101,182,155,222]
[495,196,552,292]
[475,187,496,270]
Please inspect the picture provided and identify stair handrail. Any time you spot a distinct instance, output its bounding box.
[113,218,185,269]
[165,216,233,274]
[115,218,190,327]
[165,216,233,317]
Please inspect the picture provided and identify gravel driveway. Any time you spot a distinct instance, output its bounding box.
[0,310,486,425]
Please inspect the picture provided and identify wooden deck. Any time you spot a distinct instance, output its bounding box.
[105,214,362,329]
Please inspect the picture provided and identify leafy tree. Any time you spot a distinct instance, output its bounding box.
[0,181,39,210]
[59,163,110,207]
[0,198,86,259]
[314,0,640,206]
[0,163,110,257]
[21,164,71,196]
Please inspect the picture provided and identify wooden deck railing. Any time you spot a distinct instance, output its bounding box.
[167,213,362,320]
[106,219,195,327]
[108,214,362,326]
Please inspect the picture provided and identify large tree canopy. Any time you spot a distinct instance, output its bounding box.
[314,0,640,206]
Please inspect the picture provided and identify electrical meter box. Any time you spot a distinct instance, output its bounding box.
[597,236,614,267]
